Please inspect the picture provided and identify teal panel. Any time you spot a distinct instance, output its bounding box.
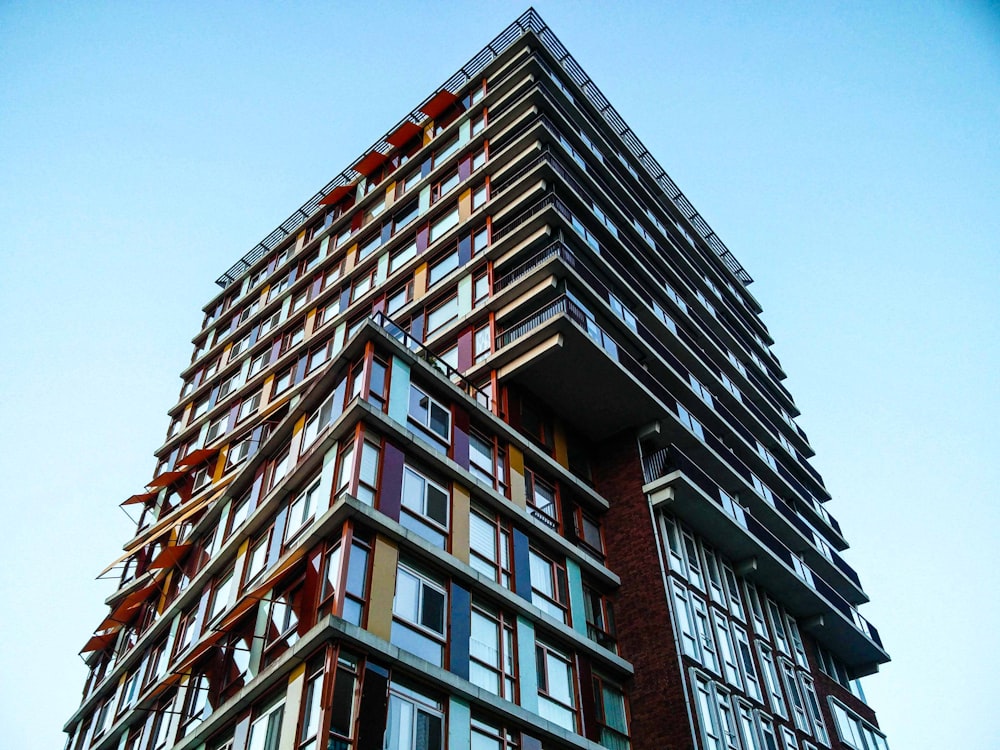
[457,274,472,317]
[448,696,471,750]
[516,616,538,713]
[388,358,411,426]
[566,558,588,637]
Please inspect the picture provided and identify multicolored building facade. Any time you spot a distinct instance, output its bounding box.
[65,10,890,750]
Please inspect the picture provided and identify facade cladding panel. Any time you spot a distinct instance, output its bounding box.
[66,10,890,750]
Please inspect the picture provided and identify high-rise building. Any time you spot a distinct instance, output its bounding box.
[65,10,890,750]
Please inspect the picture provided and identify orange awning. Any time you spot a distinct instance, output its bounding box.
[421,90,458,119]
[143,666,188,701]
[81,630,117,654]
[122,491,158,506]
[353,151,389,177]
[319,184,354,206]
[147,469,187,489]
[175,447,219,470]
[387,121,422,147]
[112,579,163,612]
[147,543,194,571]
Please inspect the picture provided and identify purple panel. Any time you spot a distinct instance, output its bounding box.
[379,442,405,522]
[577,655,599,742]
[457,327,473,371]
[416,224,430,254]
[452,406,470,470]
[458,155,472,182]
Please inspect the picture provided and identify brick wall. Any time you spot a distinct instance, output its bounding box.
[592,434,698,750]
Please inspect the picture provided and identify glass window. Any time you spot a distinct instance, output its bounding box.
[401,466,449,548]
[524,469,558,529]
[209,568,234,622]
[535,641,576,731]
[286,477,322,541]
[390,239,418,273]
[529,548,568,623]
[425,294,459,335]
[429,208,460,243]
[246,698,284,750]
[385,682,444,750]
[593,676,630,750]
[469,602,516,700]
[391,563,447,666]
[428,248,460,287]
[469,505,512,588]
[408,384,451,443]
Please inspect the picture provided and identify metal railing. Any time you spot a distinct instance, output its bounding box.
[371,312,490,410]
[215,8,752,291]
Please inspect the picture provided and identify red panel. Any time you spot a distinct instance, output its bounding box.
[146,469,187,489]
[353,151,389,177]
[421,90,458,120]
[319,184,354,206]
[175,447,219,470]
[122,491,158,506]
[387,121,422,147]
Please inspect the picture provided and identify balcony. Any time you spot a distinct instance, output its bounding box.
[642,445,888,676]
[492,292,662,440]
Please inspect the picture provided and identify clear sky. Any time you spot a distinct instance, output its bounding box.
[1,2,997,748]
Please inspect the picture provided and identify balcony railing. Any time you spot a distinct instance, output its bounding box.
[642,444,881,650]
[490,160,840,539]
[371,312,490,409]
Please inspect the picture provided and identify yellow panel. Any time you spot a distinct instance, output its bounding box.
[344,244,359,274]
[458,188,472,222]
[508,446,526,509]
[260,375,275,408]
[414,263,429,300]
[423,121,434,146]
[278,663,307,749]
[385,183,397,208]
[553,421,569,469]
[366,535,399,640]
[212,446,230,483]
[304,309,317,338]
[452,483,471,564]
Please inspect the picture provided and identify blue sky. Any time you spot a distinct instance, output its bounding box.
[1,2,997,748]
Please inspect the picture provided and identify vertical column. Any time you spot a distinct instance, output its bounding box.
[516,616,538,713]
[457,274,473,316]
[387,358,411,426]
[366,535,399,641]
[508,446,527,509]
[448,696,472,750]
[449,581,471,681]
[553,421,569,469]
[566,558,588,637]
[512,528,532,602]
[379,441,405,523]
[277,663,307,748]
[451,483,471,565]
[356,662,390,750]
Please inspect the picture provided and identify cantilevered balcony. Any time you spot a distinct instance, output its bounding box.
[642,445,888,677]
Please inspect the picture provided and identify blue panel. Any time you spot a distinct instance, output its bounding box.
[512,528,532,602]
[566,558,588,636]
[516,616,538,713]
[388,358,411,426]
[449,582,471,680]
